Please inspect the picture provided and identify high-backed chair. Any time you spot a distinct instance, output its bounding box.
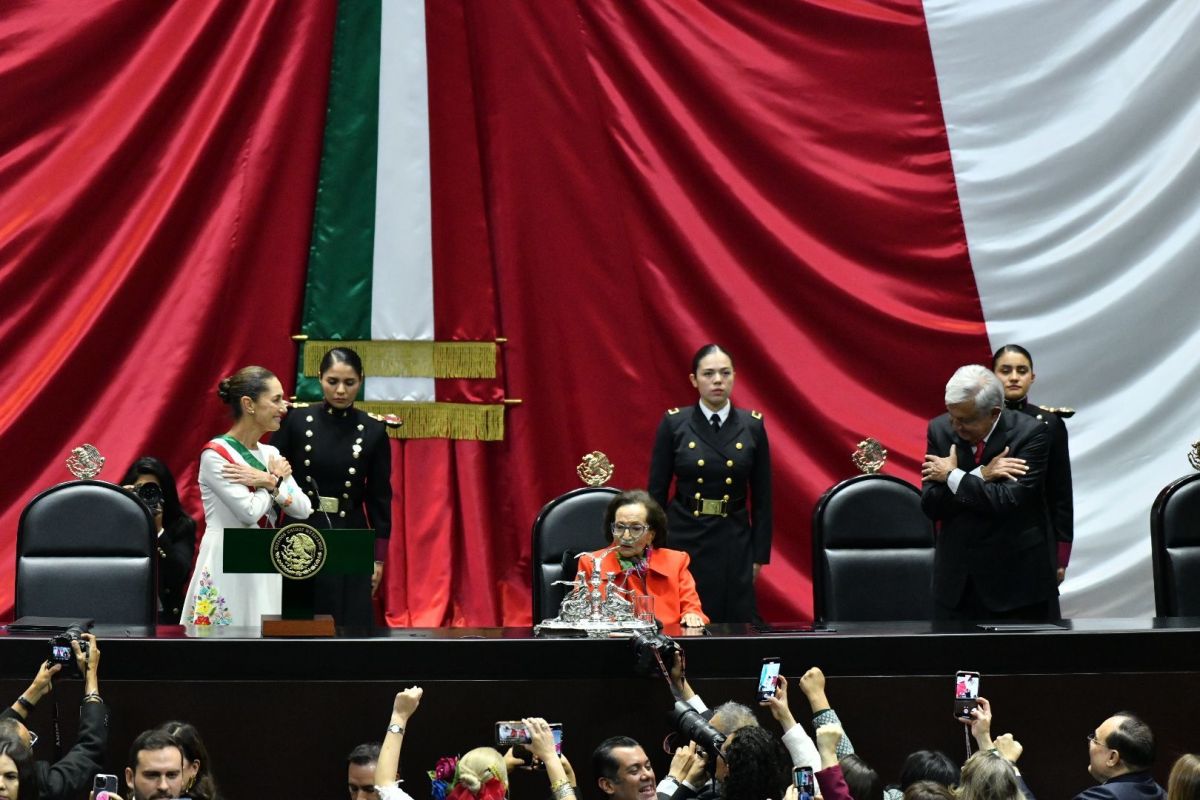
[1150,472,1200,617]
[16,480,158,626]
[812,473,935,622]
[531,486,618,622]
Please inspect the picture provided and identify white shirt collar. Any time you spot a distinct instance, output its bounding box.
[699,401,731,426]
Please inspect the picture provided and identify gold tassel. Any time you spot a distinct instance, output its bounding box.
[358,402,505,441]
[302,341,497,379]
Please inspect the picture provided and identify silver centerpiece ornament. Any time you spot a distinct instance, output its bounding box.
[66,444,106,479]
[534,544,656,637]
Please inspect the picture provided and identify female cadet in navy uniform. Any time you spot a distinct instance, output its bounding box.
[271,347,392,628]
[993,344,1074,593]
[648,344,772,623]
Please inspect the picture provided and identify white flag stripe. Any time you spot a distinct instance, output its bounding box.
[924,0,1200,616]
[370,0,435,401]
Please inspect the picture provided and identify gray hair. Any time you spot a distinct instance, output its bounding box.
[944,365,1003,414]
[710,701,760,735]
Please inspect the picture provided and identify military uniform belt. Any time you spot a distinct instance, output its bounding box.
[685,496,746,517]
[317,496,339,513]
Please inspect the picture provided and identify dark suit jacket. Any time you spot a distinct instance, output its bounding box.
[1072,771,1166,800]
[2,700,109,800]
[158,514,197,623]
[921,409,1055,612]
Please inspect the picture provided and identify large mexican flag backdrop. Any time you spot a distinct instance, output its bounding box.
[2,0,1198,624]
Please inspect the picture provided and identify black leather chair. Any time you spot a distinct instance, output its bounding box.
[812,474,935,622]
[531,486,619,622]
[1150,472,1200,617]
[16,480,158,626]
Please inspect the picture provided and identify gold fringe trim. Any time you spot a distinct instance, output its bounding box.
[358,402,505,441]
[302,340,497,379]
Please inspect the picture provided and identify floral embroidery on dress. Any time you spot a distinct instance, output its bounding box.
[190,569,232,625]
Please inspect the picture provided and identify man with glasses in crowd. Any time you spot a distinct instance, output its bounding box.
[0,632,108,800]
[1076,713,1165,800]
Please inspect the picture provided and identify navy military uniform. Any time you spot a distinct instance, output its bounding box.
[271,401,392,629]
[648,405,772,623]
[1007,397,1074,613]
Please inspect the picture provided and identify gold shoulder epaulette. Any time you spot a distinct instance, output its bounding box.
[1041,406,1075,419]
[751,410,763,420]
[368,411,404,429]
[291,401,311,409]
[667,407,681,415]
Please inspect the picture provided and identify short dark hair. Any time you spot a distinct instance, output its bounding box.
[348,742,382,766]
[722,726,791,800]
[320,347,365,378]
[991,344,1033,370]
[691,344,733,375]
[128,728,184,773]
[841,754,882,800]
[122,457,187,529]
[592,736,642,783]
[1107,712,1155,770]
[603,489,669,549]
[899,750,960,789]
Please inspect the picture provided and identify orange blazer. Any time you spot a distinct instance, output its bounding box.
[576,547,709,626]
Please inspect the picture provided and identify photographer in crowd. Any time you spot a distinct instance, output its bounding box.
[121,456,198,624]
[0,633,107,800]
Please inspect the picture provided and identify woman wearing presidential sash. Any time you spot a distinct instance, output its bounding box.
[648,344,772,623]
[271,347,392,629]
[182,366,312,626]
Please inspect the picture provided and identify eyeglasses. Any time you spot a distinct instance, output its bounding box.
[27,729,38,747]
[611,523,650,537]
[1087,732,1109,749]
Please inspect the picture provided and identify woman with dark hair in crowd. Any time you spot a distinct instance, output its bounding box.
[720,725,792,800]
[181,366,312,626]
[992,344,1073,595]
[575,489,707,627]
[1169,754,1200,800]
[159,721,220,800]
[0,734,36,800]
[885,750,961,798]
[648,344,772,623]
[271,347,392,628]
[121,457,198,624]
[841,754,883,800]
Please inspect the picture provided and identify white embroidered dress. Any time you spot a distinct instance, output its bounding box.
[182,438,312,626]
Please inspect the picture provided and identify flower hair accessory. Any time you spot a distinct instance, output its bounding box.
[428,755,459,800]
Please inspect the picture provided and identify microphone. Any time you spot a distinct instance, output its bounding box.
[306,475,335,528]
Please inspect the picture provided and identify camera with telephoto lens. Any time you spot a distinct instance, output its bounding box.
[670,700,726,761]
[48,624,89,674]
[631,630,680,677]
[133,481,164,516]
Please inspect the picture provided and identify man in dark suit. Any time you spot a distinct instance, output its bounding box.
[1075,713,1165,800]
[921,365,1056,621]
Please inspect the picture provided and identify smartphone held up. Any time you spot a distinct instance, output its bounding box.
[757,658,781,702]
[954,670,980,719]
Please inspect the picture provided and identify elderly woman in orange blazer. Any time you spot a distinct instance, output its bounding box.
[577,489,708,627]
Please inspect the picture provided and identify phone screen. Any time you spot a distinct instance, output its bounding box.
[551,723,564,755]
[757,658,781,701]
[954,671,980,718]
[792,767,815,800]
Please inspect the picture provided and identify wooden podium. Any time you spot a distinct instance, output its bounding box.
[223,524,375,637]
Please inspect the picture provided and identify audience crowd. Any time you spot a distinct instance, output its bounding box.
[0,635,1196,800]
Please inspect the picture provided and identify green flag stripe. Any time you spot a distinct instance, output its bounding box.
[296,0,381,400]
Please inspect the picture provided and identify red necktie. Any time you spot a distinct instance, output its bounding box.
[975,440,986,464]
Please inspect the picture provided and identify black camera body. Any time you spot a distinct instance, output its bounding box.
[670,700,726,761]
[631,630,680,677]
[134,482,164,515]
[49,624,89,673]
